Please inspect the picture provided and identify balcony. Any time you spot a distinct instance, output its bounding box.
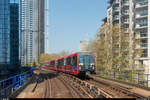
[136,13,148,19]
[113,0,119,6]
[140,43,148,48]
[121,20,129,25]
[121,11,129,16]
[113,7,119,12]
[136,24,148,29]
[136,1,148,8]
[141,53,148,58]
[122,1,129,7]
[113,16,119,21]
[140,33,148,38]
[121,28,129,33]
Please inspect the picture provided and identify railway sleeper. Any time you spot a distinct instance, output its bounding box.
[84,86,98,98]
[90,90,99,98]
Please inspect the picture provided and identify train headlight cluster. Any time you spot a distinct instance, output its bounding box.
[79,63,84,70]
[79,63,83,66]
[92,66,95,70]
[90,63,94,66]
[79,66,81,70]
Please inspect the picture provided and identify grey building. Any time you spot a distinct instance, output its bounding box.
[0,0,20,75]
[21,0,45,65]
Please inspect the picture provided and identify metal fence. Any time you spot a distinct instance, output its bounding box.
[0,67,34,98]
[97,69,150,88]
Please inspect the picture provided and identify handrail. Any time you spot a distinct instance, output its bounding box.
[0,67,34,98]
[98,69,150,88]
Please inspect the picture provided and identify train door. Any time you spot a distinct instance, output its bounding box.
[64,58,66,72]
[66,57,71,72]
[72,56,77,73]
[71,57,74,72]
[56,61,58,71]
[83,55,90,69]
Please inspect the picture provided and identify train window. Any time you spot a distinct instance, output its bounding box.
[64,59,66,66]
[56,61,58,67]
[66,57,71,65]
[50,61,55,67]
[71,56,77,66]
[60,59,64,66]
[58,60,61,69]
[79,56,83,63]
[83,55,90,66]
[90,55,94,63]
[59,60,61,65]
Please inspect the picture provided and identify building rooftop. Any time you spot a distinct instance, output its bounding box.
[108,0,114,4]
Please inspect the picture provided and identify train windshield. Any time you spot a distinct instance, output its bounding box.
[79,52,95,66]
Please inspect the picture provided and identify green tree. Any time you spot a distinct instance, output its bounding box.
[86,23,143,72]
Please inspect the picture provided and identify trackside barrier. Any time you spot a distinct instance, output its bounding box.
[98,69,150,88]
[0,67,34,98]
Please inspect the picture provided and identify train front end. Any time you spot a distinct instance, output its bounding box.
[78,52,96,76]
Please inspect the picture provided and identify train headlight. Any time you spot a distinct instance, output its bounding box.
[92,66,95,70]
[79,66,81,70]
[90,63,94,66]
[79,63,83,66]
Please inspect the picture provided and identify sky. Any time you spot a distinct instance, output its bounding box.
[48,0,109,54]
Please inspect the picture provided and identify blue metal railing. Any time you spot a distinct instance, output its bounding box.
[0,67,34,98]
[98,69,150,88]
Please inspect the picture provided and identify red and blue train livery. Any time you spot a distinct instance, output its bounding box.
[43,52,96,76]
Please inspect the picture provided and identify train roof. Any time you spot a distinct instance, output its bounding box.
[56,52,94,61]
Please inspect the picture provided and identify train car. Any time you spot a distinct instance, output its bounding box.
[56,57,65,72]
[55,52,96,77]
[42,61,50,69]
[49,60,57,71]
[64,53,78,75]
[78,52,96,76]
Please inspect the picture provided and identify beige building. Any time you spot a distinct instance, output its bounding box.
[79,41,88,52]
[107,0,150,73]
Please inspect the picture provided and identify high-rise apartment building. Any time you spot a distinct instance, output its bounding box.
[21,0,45,65]
[107,0,150,73]
[0,0,20,75]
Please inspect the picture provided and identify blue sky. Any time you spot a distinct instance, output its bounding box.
[49,0,108,54]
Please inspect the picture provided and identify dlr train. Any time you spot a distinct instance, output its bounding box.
[43,52,96,77]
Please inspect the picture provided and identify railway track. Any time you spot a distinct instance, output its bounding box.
[40,69,87,98]
[60,73,112,98]
[60,73,148,98]
[58,74,93,98]
[39,69,148,98]
[87,75,148,98]
[43,75,52,98]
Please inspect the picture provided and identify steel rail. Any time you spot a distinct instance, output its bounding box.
[89,75,148,98]
[57,76,82,98]
[61,73,113,98]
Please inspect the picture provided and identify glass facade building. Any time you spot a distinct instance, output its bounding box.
[10,3,19,68]
[0,0,20,75]
[0,0,10,65]
[21,0,45,65]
